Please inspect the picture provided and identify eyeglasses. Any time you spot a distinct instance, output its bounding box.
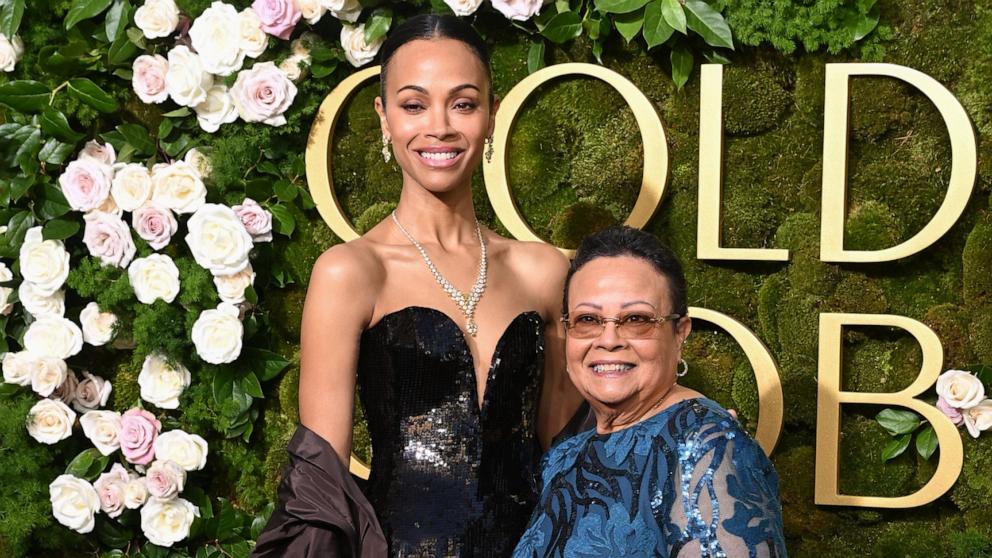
[561,312,683,339]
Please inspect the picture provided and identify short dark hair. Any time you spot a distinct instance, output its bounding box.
[562,226,688,318]
[378,14,493,102]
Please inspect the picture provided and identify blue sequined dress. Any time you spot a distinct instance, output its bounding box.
[357,307,545,557]
[513,398,787,558]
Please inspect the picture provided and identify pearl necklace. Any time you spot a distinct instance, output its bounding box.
[391,210,487,336]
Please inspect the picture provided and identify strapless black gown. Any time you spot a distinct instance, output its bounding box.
[357,306,545,557]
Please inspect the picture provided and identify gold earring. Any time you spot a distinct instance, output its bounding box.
[484,136,494,163]
[382,134,391,163]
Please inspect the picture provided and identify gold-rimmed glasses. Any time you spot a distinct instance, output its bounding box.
[561,312,683,339]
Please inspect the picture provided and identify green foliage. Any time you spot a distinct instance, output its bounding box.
[65,256,134,311]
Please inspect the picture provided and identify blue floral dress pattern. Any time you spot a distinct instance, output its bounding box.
[513,398,787,558]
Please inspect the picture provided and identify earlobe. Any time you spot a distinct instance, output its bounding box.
[374,96,389,136]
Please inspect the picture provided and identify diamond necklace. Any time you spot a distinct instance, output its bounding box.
[391,210,487,336]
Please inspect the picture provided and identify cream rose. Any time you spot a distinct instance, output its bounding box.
[214,264,255,304]
[444,0,483,16]
[340,24,383,68]
[153,430,209,471]
[279,53,310,82]
[132,203,178,250]
[323,0,361,22]
[50,475,100,533]
[297,0,326,24]
[964,399,992,438]
[24,316,83,360]
[27,398,76,444]
[191,303,244,364]
[184,148,212,180]
[79,140,116,167]
[189,1,247,76]
[0,33,23,72]
[18,282,65,317]
[936,369,985,409]
[231,61,298,127]
[239,8,269,59]
[151,160,207,214]
[146,459,187,500]
[125,477,149,509]
[93,463,129,518]
[18,227,70,295]
[139,353,191,409]
[83,211,137,268]
[2,351,33,386]
[166,45,213,108]
[0,261,13,314]
[194,84,240,133]
[73,371,113,413]
[92,194,124,217]
[185,204,253,276]
[141,498,199,547]
[58,158,112,212]
[111,163,153,211]
[135,0,180,39]
[80,302,117,346]
[132,54,169,104]
[128,254,181,305]
[491,0,545,20]
[81,410,123,456]
[29,355,68,398]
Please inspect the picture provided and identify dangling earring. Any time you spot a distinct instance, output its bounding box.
[484,136,494,163]
[382,134,391,163]
[676,359,688,377]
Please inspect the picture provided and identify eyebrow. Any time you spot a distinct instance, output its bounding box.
[572,300,658,311]
[395,83,481,96]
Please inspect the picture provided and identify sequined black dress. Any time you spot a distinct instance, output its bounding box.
[357,306,545,557]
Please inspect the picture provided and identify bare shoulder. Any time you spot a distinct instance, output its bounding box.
[505,239,569,284]
[306,239,384,320]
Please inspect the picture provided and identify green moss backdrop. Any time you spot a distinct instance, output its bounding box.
[2,0,990,556]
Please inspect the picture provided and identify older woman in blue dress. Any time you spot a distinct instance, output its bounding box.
[514,226,787,557]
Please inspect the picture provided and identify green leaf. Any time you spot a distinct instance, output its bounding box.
[309,46,338,62]
[916,425,938,460]
[594,0,650,15]
[274,180,298,202]
[0,0,25,37]
[527,40,546,74]
[876,408,921,436]
[269,204,295,237]
[65,0,114,30]
[14,126,41,172]
[94,517,133,549]
[583,12,610,41]
[643,0,675,48]
[670,44,693,89]
[660,0,686,33]
[125,26,145,48]
[116,122,155,156]
[215,499,243,542]
[614,10,644,43]
[107,24,139,65]
[0,383,21,397]
[37,183,72,220]
[68,78,119,113]
[65,449,110,481]
[39,138,74,165]
[162,107,191,118]
[243,348,290,382]
[881,433,912,462]
[364,8,392,44]
[41,108,84,143]
[9,175,32,201]
[683,0,733,49]
[157,118,174,139]
[240,372,264,399]
[250,503,274,540]
[310,63,336,79]
[970,363,992,386]
[540,10,583,44]
[104,0,131,42]
[213,366,236,405]
[42,218,81,241]
[0,80,50,113]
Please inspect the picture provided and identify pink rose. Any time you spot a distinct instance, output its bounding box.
[79,140,116,166]
[251,0,301,40]
[83,211,136,268]
[73,371,112,413]
[232,197,273,242]
[937,396,964,426]
[93,463,129,518]
[59,159,112,211]
[120,408,162,465]
[132,204,179,250]
[145,460,186,500]
[231,62,297,127]
[52,369,79,405]
[133,54,169,104]
[491,0,545,20]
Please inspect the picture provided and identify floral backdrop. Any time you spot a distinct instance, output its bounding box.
[0,0,989,556]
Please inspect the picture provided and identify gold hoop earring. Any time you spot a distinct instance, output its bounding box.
[484,136,494,163]
[382,134,391,163]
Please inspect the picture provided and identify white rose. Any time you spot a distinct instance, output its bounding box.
[443,0,483,16]
[936,369,985,409]
[93,463,129,518]
[19,227,70,295]
[279,53,310,82]
[58,158,113,212]
[191,303,243,364]
[491,0,545,20]
[81,410,123,456]
[2,351,33,386]
[27,398,76,444]
[135,0,180,39]
[80,302,117,346]
[323,0,360,22]
[213,264,254,304]
[141,498,199,547]
[132,54,169,104]
[340,24,383,68]
[23,315,83,360]
[239,8,269,59]
[297,0,326,24]
[964,399,992,438]
[0,34,23,72]
[194,84,240,133]
[183,148,212,180]
[79,140,117,167]
[151,161,207,214]
[128,254,181,305]
[73,371,113,413]
[29,355,68,398]
[0,261,13,314]
[125,477,149,509]
[111,163,153,211]
[18,282,65,317]
[83,211,137,268]
[50,475,100,533]
[185,204,253,276]
[139,353,191,409]
[166,45,213,108]
[189,1,246,76]
[132,203,179,250]
[153,430,209,471]
[145,459,187,500]
[230,61,297,126]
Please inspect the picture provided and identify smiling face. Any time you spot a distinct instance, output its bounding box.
[374,38,495,195]
[565,256,691,417]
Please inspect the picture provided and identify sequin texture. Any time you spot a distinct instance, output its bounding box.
[358,307,545,557]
